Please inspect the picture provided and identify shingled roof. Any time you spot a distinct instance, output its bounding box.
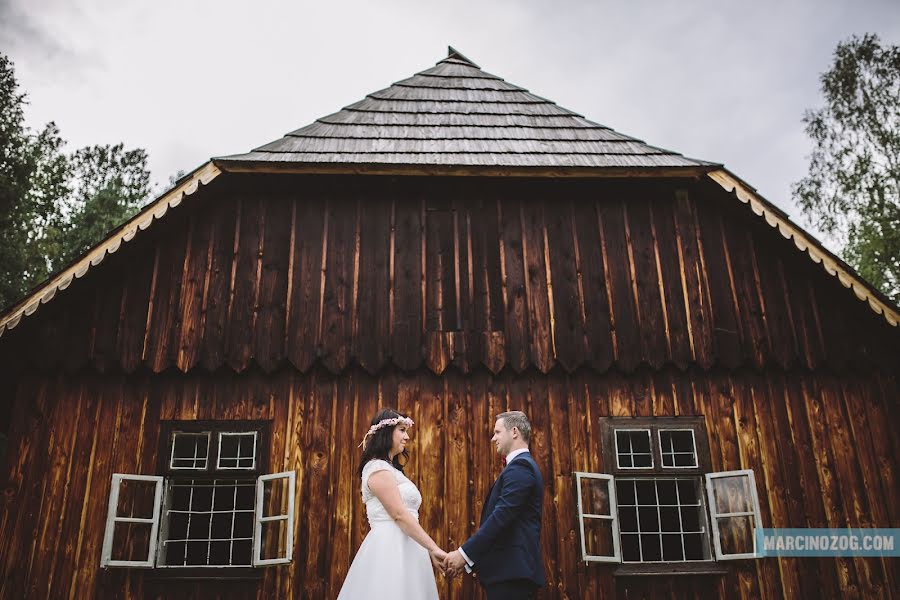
[215,47,717,172]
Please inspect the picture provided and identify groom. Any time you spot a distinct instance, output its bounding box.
[444,411,546,600]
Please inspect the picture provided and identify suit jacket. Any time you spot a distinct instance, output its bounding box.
[461,452,546,587]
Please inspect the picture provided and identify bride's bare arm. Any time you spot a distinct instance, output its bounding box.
[367,470,442,554]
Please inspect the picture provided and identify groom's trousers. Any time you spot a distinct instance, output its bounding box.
[483,578,538,600]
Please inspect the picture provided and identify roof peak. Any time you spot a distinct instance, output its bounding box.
[443,46,479,68]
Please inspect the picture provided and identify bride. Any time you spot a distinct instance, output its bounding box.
[337,408,446,599]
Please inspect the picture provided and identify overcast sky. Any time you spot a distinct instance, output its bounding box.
[3,0,899,248]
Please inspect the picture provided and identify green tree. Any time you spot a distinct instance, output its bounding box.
[0,54,70,309]
[54,144,150,270]
[793,34,900,303]
[0,53,151,310]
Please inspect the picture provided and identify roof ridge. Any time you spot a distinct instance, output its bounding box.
[443,46,479,68]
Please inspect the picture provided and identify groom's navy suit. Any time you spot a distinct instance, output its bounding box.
[461,451,545,595]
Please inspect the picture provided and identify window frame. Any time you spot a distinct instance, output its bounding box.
[155,420,272,573]
[574,472,622,563]
[613,428,655,470]
[705,469,764,560]
[100,474,164,568]
[582,417,758,574]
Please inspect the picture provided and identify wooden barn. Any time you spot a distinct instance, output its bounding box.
[0,48,898,599]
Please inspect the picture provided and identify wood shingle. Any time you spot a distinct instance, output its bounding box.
[217,48,716,170]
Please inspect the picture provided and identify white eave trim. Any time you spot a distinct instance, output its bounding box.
[707,169,899,328]
[0,161,221,337]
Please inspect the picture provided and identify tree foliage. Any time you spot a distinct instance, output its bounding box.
[0,53,150,310]
[793,34,900,303]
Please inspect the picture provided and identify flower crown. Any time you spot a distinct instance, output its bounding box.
[358,415,414,448]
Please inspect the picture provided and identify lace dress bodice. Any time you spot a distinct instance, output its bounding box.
[361,459,422,523]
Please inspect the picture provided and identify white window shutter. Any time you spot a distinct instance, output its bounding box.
[574,472,622,563]
[705,469,763,560]
[253,471,296,566]
[100,474,164,568]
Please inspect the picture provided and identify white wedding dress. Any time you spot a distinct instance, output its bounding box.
[336,459,440,600]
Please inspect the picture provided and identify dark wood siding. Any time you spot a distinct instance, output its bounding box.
[6,175,898,376]
[0,367,897,599]
[0,173,898,599]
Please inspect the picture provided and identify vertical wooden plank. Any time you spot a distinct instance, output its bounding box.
[253,195,292,372]
[69,376,122,597]
[723,220,770,369]
[226,195,263,372]
[694,195,743,369]
[143,223,189,372]
[199,196,238,371]
[286,194,327,372]
[469,194,505,371]
[356,197,392,373]
[392,197,424,370]
[822,379,885,597]
[326,372,356,598]
[599,197,641,371]
[90,270,126,372]
[498,195,529,372]
[759,373,817,598]
[299,371,334,598]
[62,287,95,373]
[673,189,714,368]
[732,375,778,600]
[445,370,471,600]
[417,373,445,588]
[117,242,156,373]
[799,375,861,597]
[572,197,614,372]
[176,213,212,372]
[545,197,587,371]
[519,196,554,373]
[652,196,692,369]
[27,376,84,598]
[278,371,307,600]
[321,197,357,373]
[751,238,798,369]
[0,377,51,598]
[626,194,668,368]
[547,372,579,598]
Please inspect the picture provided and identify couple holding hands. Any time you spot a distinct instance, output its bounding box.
[337,409,546,600]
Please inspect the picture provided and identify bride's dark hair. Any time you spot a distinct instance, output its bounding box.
[357,407,409,478]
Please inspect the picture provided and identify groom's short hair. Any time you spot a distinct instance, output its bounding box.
[496,411,532,443]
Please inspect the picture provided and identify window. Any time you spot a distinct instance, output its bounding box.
[100,421,295,571]
[575,417,762,569]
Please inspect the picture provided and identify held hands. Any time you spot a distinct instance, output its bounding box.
[443,549,468,577]
[429,548,448,575]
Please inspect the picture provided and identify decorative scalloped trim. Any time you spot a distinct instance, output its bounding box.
[707,169,898,327]
[0,162,221,337]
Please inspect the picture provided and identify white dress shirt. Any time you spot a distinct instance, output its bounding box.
[458,447,530,571]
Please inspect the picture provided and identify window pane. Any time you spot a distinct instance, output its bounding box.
[615,430,653,469]
[617,477,711,563]
[619,507,638,533]
[662,533,684,561]
[116,479,158,519]
[218,432,258,470]
[660,430,697,468]
[717,515,755,555]
[162,478,255,567]
[259,520,290,561]
[711,475,754,514]
[656,480,677,505]
[171,432,210,470]
[621,533,640,562]
[261,475,291,518]
[110,522,152,562]
[580,477,612,516]
[616,479,636,506]
[582,517,616,558]
[640,534,662,561]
